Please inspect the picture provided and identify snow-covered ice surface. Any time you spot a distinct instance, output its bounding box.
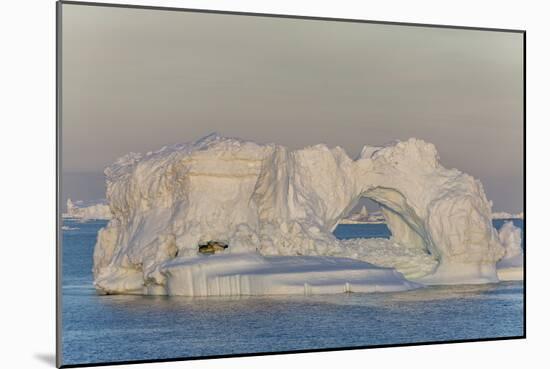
[64,198,112,220]
[93,134,509,295]
[336,238,438,280]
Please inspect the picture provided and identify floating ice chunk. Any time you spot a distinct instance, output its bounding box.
[496,221,524,281]
[61,225,79,231]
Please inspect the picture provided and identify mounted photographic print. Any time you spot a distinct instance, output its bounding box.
[57,1,525,367]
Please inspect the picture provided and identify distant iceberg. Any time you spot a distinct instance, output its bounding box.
[492,211,524,220]
[340,207,386,224]
[61,225,79,231]
[92,134,515,296]
[63,198,112,220]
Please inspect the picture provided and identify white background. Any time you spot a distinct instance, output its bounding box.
[0,0,547,368]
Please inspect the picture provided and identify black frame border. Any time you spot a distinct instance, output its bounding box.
[56,1,527,368]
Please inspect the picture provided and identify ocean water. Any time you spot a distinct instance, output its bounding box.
[61,219,524,366]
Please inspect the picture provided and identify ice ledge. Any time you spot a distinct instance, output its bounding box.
[96,253,422,296]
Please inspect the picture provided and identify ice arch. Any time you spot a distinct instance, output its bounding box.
[93,134,505,294]
[352,142,505,283]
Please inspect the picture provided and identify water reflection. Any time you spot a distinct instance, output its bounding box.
[61,219,524,366]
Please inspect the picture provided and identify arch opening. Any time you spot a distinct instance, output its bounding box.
[360,187,435,257]
[336,186,434,257]
[332,187,440,281]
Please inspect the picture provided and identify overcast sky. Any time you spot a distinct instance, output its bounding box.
[61,4,523,212]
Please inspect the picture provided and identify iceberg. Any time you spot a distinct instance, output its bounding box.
[496,221,524,281]
[93,134,509,296]
[64,198,112,220]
